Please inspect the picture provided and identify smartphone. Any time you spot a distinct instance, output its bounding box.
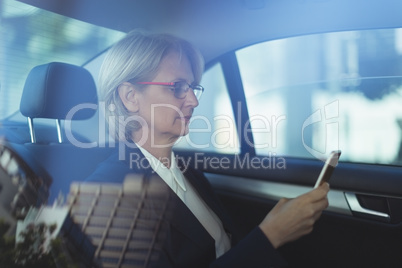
[314,150,341,188]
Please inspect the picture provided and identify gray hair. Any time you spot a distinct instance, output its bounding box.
[98,29,205,141]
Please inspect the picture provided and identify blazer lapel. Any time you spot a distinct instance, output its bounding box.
[179,163,237,243]
[182,168,225,218]
[127,148,216,251]
[166,191,216,250]
[124,146,222,253]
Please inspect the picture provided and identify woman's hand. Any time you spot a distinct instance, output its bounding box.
[259,183,330,249]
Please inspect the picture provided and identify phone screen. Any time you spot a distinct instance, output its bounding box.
[314,150,341,188]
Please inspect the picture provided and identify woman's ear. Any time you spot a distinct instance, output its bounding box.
[118,82,140,113]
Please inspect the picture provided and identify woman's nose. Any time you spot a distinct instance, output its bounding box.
[185,88,199,107]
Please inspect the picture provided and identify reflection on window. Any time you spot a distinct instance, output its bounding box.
[0,0,124,118]
[237,29,402,165]
[174,63,240,154]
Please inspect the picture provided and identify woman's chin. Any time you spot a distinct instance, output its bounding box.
[180,128,190,137]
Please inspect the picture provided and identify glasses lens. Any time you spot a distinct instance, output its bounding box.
[173,82,204,100]
[174,81,188,98]
[192,85,204,100]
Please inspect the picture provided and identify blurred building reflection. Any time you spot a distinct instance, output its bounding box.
[67,175,172,268]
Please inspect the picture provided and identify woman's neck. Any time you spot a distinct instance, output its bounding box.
[132,132,176,168]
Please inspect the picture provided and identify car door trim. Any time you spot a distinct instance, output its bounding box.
[205,173,352,216]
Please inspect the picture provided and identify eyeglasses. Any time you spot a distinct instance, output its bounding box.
[136,81,204,100]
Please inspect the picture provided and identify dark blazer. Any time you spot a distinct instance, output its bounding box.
[86,145,286,268]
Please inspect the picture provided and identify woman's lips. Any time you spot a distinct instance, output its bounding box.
[182,115,191,122]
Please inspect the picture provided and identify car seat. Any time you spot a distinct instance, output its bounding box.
[15,62,114,204]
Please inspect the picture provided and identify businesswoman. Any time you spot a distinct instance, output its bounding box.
[87,29,329,267]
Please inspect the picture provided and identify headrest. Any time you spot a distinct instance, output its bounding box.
[20,62,98,120]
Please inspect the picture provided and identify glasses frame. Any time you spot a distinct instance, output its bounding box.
[136,81,204,100]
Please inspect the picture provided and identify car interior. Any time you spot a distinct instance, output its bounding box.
[1,0,402,267]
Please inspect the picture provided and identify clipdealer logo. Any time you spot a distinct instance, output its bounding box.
[63,100,340,164]
[302,100,340,161]
[128,152,286,172]
[192,152,286,171]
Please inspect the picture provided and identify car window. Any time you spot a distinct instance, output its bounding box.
[237,28,402,165]
[174,63,240,154]
[0,0,124,119]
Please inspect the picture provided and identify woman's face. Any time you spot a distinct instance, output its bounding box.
[133,50,199,146]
